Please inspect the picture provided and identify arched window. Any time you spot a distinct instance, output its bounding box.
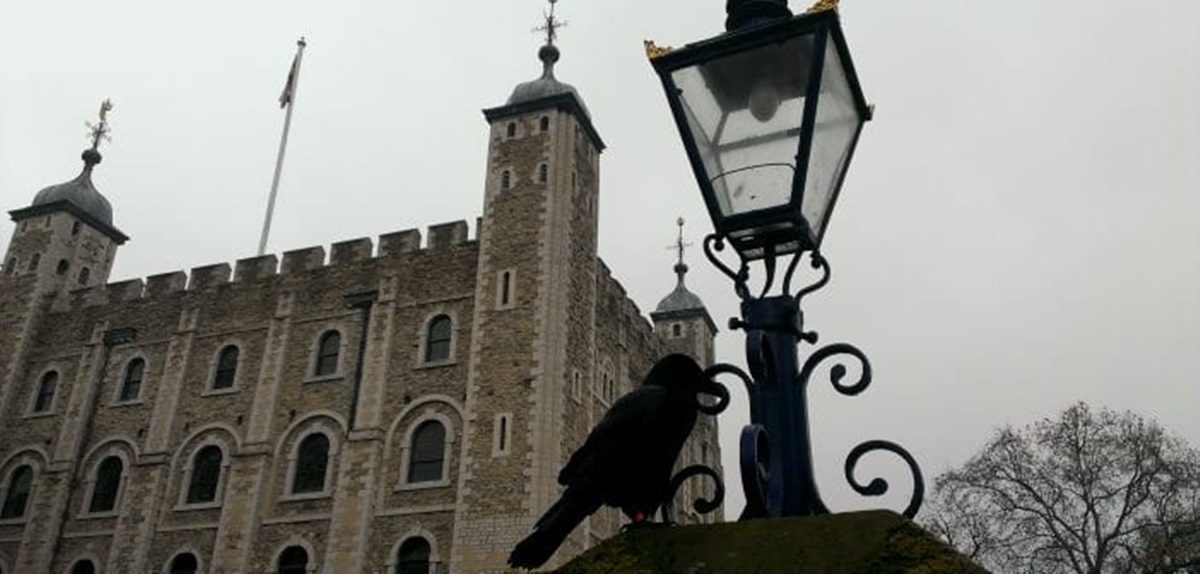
[277,546,308,574]
[118,359,144,402]
[78,267,91,285]
[26,253,40,272]
[70,560,96,574]
[186,445,223,504]
[89,456,123,513]
[408,421,446,483]
[672,323,682,337]
[396,537,432,574]
[424,316,452,363]
[1,465,33,519]
[505,122,516,138]
[538,163,548,183]
[292,433,330,494]
[56,259,69,275]
[72,221,82,236]
[539,115,550,132]
[314,331,340,376]
[500,170,511,190]
[168,553,198,574]
[213,345,239,389]
[5,258,15,275]
[32,371,58,413]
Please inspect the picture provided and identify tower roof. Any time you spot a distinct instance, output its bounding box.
[651,218,716,333]
[506,43,591,119]
[30,148,114,226]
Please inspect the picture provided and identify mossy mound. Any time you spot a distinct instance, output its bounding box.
[553,510,988,574]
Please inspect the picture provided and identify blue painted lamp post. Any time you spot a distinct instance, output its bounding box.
[648,0,923,519]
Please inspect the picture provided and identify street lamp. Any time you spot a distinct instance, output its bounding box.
[649,0,923,519]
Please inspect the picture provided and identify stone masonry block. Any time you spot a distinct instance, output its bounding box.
[144,271,187,297]
[427,221,469,249]
[188,263,232,290]
[281,246,326,273]
[234,255,279,282]
[378,229,421,256]
[330,237,374,264]
[105,279,145,303]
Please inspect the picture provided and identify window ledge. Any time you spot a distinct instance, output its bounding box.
[79,510,120,520]
[414,360,456,371]
[0,516,27,526]
[303,373,344,384]
[395,479,451,492]
[201,387,238,397]
[110,399,145,408]
[23,411,56,420]
[174,501,222,511]
[280,490,332,502]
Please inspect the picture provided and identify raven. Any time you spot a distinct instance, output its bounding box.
[508,354,709,570]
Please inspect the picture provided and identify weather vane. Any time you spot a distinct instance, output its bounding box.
[669,217,693,267]
[86,99,114,151]
[534,0,566,45]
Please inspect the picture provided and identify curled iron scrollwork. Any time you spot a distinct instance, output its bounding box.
[794,251,831,303]
[798,342,872,396]
[844,440,925,519]
[738,424,773,519]
[700,363,751,416]
[663,464,725,519]
[703,234,751,301]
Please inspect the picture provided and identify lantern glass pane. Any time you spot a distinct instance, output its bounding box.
[671,34,816,220]
[803,38,863,240]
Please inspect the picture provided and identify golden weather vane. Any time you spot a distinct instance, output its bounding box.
[805,0,839,14]
[534,0,566,45]
[86,99,114,151]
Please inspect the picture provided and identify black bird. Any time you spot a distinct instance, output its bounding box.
[508,354,708,570]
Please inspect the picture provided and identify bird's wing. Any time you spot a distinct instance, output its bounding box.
[558,385,666,486]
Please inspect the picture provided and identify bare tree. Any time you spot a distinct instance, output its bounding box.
[924,403,1200,574]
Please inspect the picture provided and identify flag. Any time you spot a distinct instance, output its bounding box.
[278,53,299,109]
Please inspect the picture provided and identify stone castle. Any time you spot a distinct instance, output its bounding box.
[0,24,722,574]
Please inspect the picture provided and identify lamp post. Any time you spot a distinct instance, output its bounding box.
[649,0,923,519]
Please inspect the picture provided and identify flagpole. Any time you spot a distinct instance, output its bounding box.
[258,37,307,256]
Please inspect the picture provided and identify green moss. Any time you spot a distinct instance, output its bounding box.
[553,511,988,574]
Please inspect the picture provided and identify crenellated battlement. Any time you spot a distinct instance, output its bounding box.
[46,220,479,313]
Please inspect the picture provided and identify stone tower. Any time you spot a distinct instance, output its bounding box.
[0,145,128,434]
[449,17,607,571]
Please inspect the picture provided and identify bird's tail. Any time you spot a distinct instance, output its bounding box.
[508,491,599,570]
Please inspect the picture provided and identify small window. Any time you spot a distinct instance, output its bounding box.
[424,315,452,363]
[505,122,516,138]
[572,370,582,402]
[56,259,69,275]
[501,170,511,190]
[277,546,309,574]
[78,267,91,285]
[169,553,199,574]
[396,537,432,574]
[538,163,548,183]
[72,221,82,236]
[701,443,709,465]
[498,270,513,307]
[1,465,33,519]
[27,253,40,272]
[118,358,144,402]
[5,258,14,275]
[292,433,330,494]
[672,323,682,337]
[213,345,239,389]
[314,331,340,376]
[71,560,96,574]
[494,414,511,456]
[89,456,123,513]
[539,116,550,132]
[32,371,58,413]
[408,420,446,483]
[186,445,223,504]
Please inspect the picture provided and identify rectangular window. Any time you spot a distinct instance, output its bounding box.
[496,269,516,309]
[493,413,512,456]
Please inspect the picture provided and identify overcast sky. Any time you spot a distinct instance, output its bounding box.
[2,1,1197,519]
